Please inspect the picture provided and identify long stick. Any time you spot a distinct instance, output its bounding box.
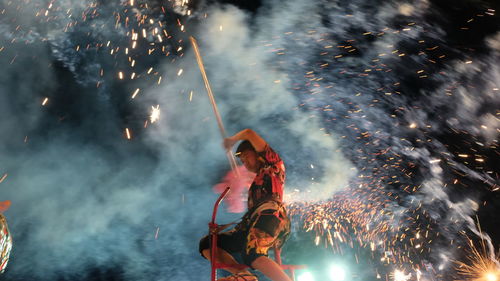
[190,36,239,174]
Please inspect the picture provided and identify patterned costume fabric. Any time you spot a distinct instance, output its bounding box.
[199,144,290,266]
[247,145,286,210]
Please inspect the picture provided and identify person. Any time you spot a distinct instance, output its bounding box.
[199,129,292,281]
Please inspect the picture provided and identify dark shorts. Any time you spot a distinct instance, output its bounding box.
[199,202,290,267]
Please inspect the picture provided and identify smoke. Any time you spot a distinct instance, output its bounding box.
[0,0,498,280]
[144,4,356,202]
[0,0,205,280]
[0,0,353,279]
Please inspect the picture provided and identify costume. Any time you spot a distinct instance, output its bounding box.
[199,145,290,267]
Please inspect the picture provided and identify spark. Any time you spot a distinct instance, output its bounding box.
[393,270,411,281]
[0,174,7,183]
[42,97,49,106]
[150,105,160,123]
[485,272,498,281]
[125,128,131,140]
[131,88,140,99]
[455,236,500,281]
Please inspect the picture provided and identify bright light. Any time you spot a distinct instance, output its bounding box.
[297,271,315,281]
[393,270,411,281]
[329,265,346,281]
[150,105,161,123]
[485,272,498,281]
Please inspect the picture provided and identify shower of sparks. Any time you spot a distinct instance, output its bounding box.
[150,105,161,123]
[455,235,500,281]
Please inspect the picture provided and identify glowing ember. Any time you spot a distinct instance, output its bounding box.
[131,88,140,99]
[0,174,7,184]
[150,105,160,123]
[125,128,131,140]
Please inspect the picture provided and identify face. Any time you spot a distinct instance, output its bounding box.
[237,150,260,173]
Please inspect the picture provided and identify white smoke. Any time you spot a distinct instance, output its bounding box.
[1,0,498,280]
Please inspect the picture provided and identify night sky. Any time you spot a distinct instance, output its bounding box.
[0,0,499,280]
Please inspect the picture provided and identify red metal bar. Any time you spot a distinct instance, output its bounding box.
[210,187,231,281]
[211,187,231,225]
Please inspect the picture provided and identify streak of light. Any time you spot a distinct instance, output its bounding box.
[131,88,140,99]
[455,235,500,281]
[125,128,131,140]
[0,174,7,183]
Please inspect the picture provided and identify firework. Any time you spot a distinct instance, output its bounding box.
[455,237,500,281]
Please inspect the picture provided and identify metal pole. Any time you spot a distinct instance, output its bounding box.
[190,36,239,174]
